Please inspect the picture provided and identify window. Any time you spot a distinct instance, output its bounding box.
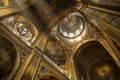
[69,33,74,38]
[76,30,80,36]
[1,15,38,46]
[63,32,67,37]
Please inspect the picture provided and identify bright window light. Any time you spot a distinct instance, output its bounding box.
[69,33,74,37]
[80,25,83,30]
[76,30,80,36]
[63,32,67,37]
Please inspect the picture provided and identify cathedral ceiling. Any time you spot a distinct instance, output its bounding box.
[0,0,120,80]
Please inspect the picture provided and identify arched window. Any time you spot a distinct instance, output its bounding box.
[1,15,38,46]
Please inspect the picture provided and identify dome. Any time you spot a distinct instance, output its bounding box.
[58,12,84,38]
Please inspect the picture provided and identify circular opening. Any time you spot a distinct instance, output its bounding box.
[58,12,84,38]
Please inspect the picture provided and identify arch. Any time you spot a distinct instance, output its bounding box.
[2,15,38,45]
[39,74,60,80]
[0,35,20,79]
[73,41,120,80]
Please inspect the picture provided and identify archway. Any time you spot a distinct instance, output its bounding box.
[0,36,19,79]
[73,41,120,80]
